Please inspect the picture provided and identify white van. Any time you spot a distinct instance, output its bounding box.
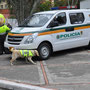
[4,9,90,59]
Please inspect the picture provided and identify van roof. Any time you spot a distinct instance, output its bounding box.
[35,9,90,14]
[35,10,59,14]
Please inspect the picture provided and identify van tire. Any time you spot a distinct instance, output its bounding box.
[38,43,52,60]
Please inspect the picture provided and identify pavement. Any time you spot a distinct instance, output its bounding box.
[0,47,90,90]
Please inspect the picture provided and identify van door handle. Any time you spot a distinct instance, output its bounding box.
[66,27,74,32]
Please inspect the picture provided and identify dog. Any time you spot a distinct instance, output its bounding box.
[9,47,39,65]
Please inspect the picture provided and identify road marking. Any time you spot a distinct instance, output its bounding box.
[40,61,49,85]
[37,62,45,84]
[0,79,53,90]
[42,61,54,84]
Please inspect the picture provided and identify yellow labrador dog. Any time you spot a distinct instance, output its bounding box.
[9,47,39,65]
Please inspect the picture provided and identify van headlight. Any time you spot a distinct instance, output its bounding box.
[24,36,33,44]
[24,33,38,44]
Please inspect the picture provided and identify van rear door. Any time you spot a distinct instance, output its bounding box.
[68,11,89,47]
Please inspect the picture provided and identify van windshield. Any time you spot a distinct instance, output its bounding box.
[19,14,53,27]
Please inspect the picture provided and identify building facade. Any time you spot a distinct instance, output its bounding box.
[0,0,10,18]
[80,0,90,9]
[0,0,8,9]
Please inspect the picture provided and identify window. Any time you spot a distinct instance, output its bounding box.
[5,4,7,8]
[19,14,53,27]
[70,13,85,24]
[48,12,66,27]
[56,12,66,25]
[1,5,3,9]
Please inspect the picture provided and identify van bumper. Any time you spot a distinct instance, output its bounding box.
[4,42,38,50]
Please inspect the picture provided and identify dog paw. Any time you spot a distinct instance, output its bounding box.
[33,62,36,65]
[10,63,13,66]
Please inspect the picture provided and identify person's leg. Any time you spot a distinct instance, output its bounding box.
[0,35,4,55]
[2,34,11,54]
[0,43,3,55]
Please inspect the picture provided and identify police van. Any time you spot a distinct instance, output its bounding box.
[4,9,90,59]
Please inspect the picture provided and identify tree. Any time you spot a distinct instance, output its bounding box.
[7,0,42,25]
[54,0,85,8]
[54,0,67,7]
[77,0,80,9]
[37,1,52,11]
[77,0,85,9]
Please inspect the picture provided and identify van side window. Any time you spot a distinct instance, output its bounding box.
[48,12,66,28]
[56,12,66,25]
[70,13,85,24]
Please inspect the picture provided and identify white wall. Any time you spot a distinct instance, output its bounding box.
[80,0,90,9]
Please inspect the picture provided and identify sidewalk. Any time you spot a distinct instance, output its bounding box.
[0,48,90,90]
[0,54,55,90]
[0,79,53,90]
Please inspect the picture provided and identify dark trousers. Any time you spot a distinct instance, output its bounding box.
[0,34,6,54]
[0,34,11,54]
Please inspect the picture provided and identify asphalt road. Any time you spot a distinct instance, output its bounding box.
[0,47,90,90]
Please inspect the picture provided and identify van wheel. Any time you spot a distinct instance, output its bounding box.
[38,43,52,60]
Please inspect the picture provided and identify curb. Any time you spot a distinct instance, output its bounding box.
[0,79,53,90]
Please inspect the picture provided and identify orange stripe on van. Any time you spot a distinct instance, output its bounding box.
[8,33,32,36]
[38,29,65,36]
[75,26,90,30]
